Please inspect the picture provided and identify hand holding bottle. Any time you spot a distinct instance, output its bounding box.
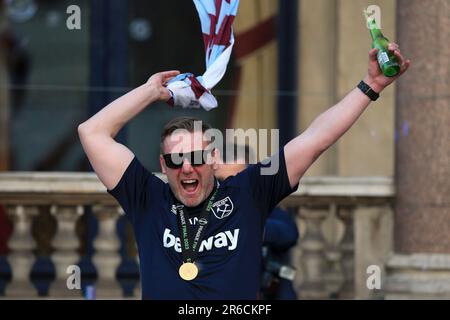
[364,43,411,94]
[363,10,411,93]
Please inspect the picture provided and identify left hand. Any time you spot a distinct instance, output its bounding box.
[364,42,411,93]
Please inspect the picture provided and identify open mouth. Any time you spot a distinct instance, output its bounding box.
[181,179,199,193]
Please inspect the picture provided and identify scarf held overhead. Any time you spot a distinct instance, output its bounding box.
[166,0,239,111]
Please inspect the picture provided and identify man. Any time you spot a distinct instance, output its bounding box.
[78,45,410,299]
[215,144,298,300]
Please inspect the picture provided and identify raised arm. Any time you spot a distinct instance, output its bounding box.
[285,44,411,188]
[78,70,179,190]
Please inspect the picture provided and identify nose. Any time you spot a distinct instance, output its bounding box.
[181,158,194,174]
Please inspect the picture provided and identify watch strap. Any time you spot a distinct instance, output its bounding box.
[357,80,379,101]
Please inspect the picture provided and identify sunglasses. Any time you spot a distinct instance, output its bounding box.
[163,150,212,169]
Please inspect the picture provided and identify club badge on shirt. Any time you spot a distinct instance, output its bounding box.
[211,197,234,220]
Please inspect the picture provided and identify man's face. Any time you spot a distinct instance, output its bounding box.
[160,131,218,207]
[214,163,247,181]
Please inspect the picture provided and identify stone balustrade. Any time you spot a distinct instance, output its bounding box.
[0,172,394,299]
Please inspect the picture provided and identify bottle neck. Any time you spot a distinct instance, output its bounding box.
[368,19,383,40]
[370,27,383,40]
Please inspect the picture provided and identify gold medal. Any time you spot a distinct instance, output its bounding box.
[179,262,198,281]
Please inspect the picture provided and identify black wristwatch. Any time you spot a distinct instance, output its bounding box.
[357,80,379,101]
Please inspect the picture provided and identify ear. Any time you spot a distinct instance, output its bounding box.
[159,155,167,174]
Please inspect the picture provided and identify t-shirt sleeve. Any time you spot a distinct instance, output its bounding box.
[241,148,298,220]
[107,156,164,225]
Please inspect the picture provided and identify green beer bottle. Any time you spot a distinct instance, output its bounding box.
[364,12,400,77]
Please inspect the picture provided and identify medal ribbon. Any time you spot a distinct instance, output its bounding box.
[175,188,219,264]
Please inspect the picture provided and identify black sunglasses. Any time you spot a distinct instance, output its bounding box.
[163,150,212,169]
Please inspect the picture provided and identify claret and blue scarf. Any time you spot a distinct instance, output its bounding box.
[167,0,240,111]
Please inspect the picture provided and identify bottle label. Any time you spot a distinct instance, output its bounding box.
[377,51,390,65]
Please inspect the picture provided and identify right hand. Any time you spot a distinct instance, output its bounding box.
[364,43,411,93]
[147,70,180,101]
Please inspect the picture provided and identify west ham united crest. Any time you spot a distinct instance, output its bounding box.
[211,197,234,219]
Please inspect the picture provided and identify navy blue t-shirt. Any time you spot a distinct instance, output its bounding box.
[108,149,296,299]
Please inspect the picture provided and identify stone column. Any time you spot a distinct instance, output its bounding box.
[133,255,141,299]
[354,205,393,299]
[48,205,83,298]
[299,0,337,176]
[336,0,396,177]
[337,206,355,299]
[232,0,278,131]
[385,0,450,299]
[92,205,123,298]
[5,205,38,297]
[297,207,328,299]
[322,204,344,298]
